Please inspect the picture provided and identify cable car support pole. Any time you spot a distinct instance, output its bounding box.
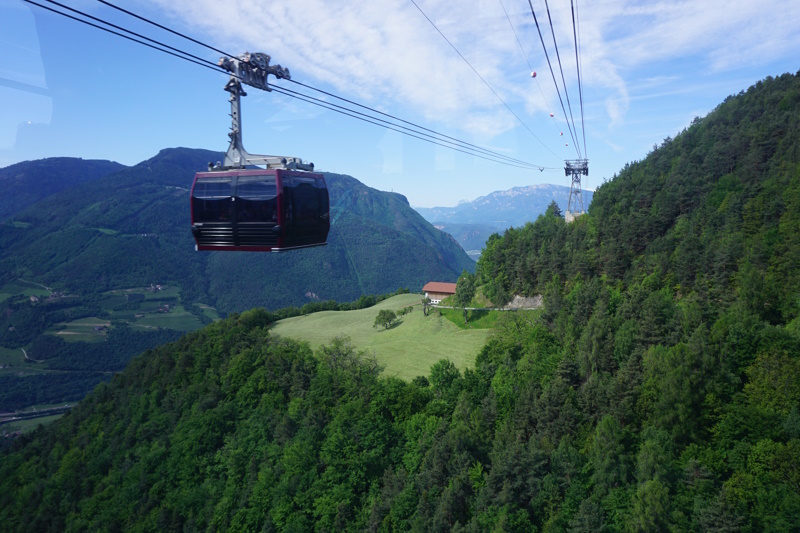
[564,159,588,222]
[216,52,314,172]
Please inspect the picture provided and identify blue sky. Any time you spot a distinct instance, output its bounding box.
[1,0,798,207]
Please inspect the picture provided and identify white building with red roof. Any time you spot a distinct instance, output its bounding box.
[422,282,457,304]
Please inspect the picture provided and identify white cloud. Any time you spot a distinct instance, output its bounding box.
[144,0,798,144]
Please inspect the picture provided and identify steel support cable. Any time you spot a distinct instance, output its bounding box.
[275,85,547,168]
[28,0,559,170]
[98,0,561,166]
[526,0,579,155]
[498,0,533,70]
[572,0,587,157]
[271,87,552,170]
[24,0,221,73]
[97,0,235,59]
[496,0,562,141]
[287,79,544,168]
[43,0,222,72]
[543,0,581,158]
[408,0,560,160]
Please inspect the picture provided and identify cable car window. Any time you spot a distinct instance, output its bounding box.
[290,176,320,222]
[192,178,232,222]
[317,177,330,219]
[236,175,278,222]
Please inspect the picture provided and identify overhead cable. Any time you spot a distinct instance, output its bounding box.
[526,0,579,156]
[96,0,557,167]
[543,0,581,158]
[271,87,549,170]
[571,0,587,157]
[496,0,562,140]
[408,0,559,159]
[287,79,546,168]
[98,0,561,165]
[24,0,220,73]
[275,84,548,168]
[97,0,235,59]
[26,0,559,170]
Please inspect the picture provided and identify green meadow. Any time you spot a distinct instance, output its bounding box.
[2,414,63,434]
[0,346,25,366]
[270,294,492,380]
[50,317,111,343]
[135,305,202,331]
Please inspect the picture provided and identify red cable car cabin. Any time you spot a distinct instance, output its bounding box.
[190,169,329,251]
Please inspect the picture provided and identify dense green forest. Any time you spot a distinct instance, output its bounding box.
[2,73,800,531]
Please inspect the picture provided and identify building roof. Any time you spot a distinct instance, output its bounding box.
[422,282,457,294]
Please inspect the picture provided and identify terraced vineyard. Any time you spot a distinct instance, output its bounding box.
[0,280,215,412]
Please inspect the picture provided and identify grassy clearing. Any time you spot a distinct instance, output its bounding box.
[271,294,492,380]
[0,346,25,366]
[17,402,74,411]
[135,305,202,331]
[94,289,204,331]
[22,288,51,298]
[16,279,49,290]
[0,282,24,294]
[198,304,220,321]
[0,281,49,300]
[133,301,165,313]
[97,295,126,308]
[146,286,180,300]
[49,317,111,343]
[438,308,503,329]
[2,414,63,434]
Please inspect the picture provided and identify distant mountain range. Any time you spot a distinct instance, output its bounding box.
[415,183,594,258]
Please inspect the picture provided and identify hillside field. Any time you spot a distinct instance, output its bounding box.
[270,293,491,380]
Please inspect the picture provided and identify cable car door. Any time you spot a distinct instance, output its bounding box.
[235,173,279,247]
[283,174,329,248]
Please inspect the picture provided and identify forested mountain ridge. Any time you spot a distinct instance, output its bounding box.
[478,71,800,304]
[0,148,472,312]
[0,157,126,221]
[0,149,471,411]
[2,73,800,531]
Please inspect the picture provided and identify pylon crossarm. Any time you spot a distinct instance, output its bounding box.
[216,53,313,172]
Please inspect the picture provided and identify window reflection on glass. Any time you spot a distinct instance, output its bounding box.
[290,177,320,222]
[237,176,277,222]
[192,179,232,222]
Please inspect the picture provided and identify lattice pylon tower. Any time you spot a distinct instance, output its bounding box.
[565,159,588,219]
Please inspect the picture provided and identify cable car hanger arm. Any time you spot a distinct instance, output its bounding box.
[215,52,314,172]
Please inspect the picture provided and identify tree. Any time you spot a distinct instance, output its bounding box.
[455,271,476,323]
[546,199,563,218]
[629,479,670,532]
[373,309,397,329]
[429,359,461,400]
[422,296,431,317]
